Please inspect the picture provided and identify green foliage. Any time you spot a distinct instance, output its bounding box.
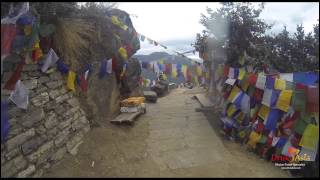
[194,2,319,72]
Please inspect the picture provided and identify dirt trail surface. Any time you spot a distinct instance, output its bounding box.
[44,88,290,177]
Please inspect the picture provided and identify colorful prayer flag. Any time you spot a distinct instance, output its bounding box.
[67,71,76,92]
[255,73,266,90]
[9,80,29,109]
[299,124,319,150]
[276,90,293,112]
[274,78,286,90]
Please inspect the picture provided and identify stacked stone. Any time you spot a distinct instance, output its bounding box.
[1,59,90,178]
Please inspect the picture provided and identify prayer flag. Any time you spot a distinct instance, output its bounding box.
[258,105,270,121]
[280,73,293,82]
[107,59,113,74]
[238,68,245,80]
[4,62,24,90]
[99,59,107,78]
[255,73,266,89]
[299,124,319,150]
[276,90,293,112]
[274,78,286,90]
[265,76,275,89]
[247,131,262,149]
[227,85,241,102]
[264,108,281,131]
[56,59,69,74]
[1,100,9,143]
[292,89,306,112]
[248,73,258,85]
[118,47,128,60]
[41,48,59,72]
[293,72,318,86]
[306,86,319,113]
[9,80,29,109]
[228,67,234,78]
[67,71,76,92]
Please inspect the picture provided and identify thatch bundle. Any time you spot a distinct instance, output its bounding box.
[53,18,95,70]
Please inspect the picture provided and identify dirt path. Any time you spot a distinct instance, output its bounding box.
[44,88,290,177]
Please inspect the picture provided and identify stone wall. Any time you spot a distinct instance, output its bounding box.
[1,55,90,177]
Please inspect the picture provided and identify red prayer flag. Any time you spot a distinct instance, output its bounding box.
[248,73,258,85]
[223,65,229,77]
[4,62,24,90]
[80,74,88,92]
[306,86,319,113]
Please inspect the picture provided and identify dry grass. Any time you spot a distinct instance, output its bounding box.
[53,18,96,70]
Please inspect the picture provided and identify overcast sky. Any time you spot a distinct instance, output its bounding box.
[118,2,319,58]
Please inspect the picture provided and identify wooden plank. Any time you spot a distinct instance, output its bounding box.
[194,94,214,108]
[110,112,142,124]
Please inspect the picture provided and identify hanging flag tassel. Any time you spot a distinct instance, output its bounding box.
[80,74,88,92]
[120,63,127,80]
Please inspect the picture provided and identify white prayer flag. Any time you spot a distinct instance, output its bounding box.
[228,68,234,78]
[255,73,266,89]
[107,59,113,74]
[240,93,250,114]
[41,48,59,72]
[280,73,293,82]
[9,80,29,109]
[225,78,236,86]
[261,88,272,107]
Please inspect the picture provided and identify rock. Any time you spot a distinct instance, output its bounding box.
[55,105,67,115]
[31,92,49,106]
[20,73,29,80]
[35,125,47,135]
[49,71,62,80]
[20,109,45,128]
[1,72,13,83]
[43,100,58,110]
[83,124,90,133]
[4,147,20,161]
[38,76,50,84]
[67,98,80,108]
[63,107,79,118]
[7,106,24,119]
[47,127,58,139]
[58,117,74,130]
[44,111,58,129]
[66,132,84,156]
[71,116,88,131]
[27,71,42,77]
[35,84,48,94]
[45,81,63,89]
[1,156,27,177]
[49,89,60,99]
[27,141,53,163]
[21,135,47,155]
[22,64,39,72]
[17,165,36,178]
[23,79,38,90]
[55,93,69,104]
[68,140,83,156]
[7,128,36,151]
[54,128,70,147]
[8,126,23,139]
[1,88,12,96]
[32,169,43,178]
[51,147,67,161]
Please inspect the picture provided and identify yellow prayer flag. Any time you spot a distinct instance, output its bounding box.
[67,71,76,92]
[235,111,245,122]
[299,124,319,150]
[196,66,202,76]
[227,86,241,102]
[24,25,32,36]
[118,47,128,60]
[111,16,128,30]
[194,76,199,85]
[159,59,165,64]
[276,90,293,112]
[274,78,286,90]
[247,131,262,149]
[227,104,238,117]
[182,65,187,78]
[241,80,250,92]
[238,68,246,80]
[258,105,270,121]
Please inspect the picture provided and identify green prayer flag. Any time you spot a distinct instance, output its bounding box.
[292,89,306,112]
[285,81,294,90]
[293,113,310,135]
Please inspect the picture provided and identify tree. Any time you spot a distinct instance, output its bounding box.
[194,2,271,67]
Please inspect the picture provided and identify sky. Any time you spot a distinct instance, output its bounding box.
[117,2,319,59]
